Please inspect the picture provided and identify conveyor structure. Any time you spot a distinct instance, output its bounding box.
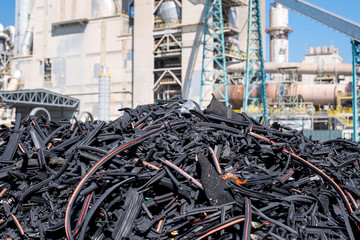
[0,89,80,121]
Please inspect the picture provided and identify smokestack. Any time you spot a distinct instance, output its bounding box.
[266,3,292,63]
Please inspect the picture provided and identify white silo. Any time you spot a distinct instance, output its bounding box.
[266,3,292,63]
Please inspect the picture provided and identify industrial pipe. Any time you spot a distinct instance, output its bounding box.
[0,24,6,52]
[215,83,351,107]
[3,70,22,91]
[30,107,51,121]
[7,77,20,91]
[227,62,356,76]
[267,83,350,105]
[4,26,15,49]
[214,85,260,107]
[15,0,34,54]
[20,15,34,56]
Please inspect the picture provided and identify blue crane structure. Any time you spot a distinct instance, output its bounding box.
[275,0,360,141]
[352,41,360,141]
[200,0,246,108]
[200,0,229,108]
[243,0,268,123]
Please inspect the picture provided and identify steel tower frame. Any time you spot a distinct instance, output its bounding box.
[243,0,268,123]
[200,0,229,108]
[352,40,360,141]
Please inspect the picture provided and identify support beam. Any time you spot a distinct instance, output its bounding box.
[0,89,79,108]
[275,0,360,41]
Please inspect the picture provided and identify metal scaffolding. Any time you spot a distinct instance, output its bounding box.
[243,0,268,122]
[200,0,229,108]
[0,89,79,108]
[352,40,360,141]
[153,31,182,100]
[0,52,11,90]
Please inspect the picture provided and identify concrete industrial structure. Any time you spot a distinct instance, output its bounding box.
[223,2,357,135]
[0,22,18,121]
[266,2,292,82]
[10,0,265,121]
[0,0,358,139]
[12,0,132,121]
[267,3,291,64]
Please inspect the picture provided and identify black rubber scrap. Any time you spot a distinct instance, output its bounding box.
[1,113,22,162]
[112,188,143,239]
[198,153,234,206]
[0,96,359,239]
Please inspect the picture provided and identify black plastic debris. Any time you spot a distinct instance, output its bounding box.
[0,96,360,239]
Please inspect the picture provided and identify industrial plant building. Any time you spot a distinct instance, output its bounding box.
[0,0,358,140]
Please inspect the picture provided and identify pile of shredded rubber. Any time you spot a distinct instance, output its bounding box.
[0,96,359,239]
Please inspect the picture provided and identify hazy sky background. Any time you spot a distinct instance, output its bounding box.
[1,0,360,63]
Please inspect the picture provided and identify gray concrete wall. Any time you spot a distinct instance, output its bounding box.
[12,0,133,120]
[181,1,204,104]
